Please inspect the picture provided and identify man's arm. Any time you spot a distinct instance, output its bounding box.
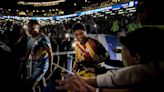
[45,48,53,80]
[47,48,53,71]
[83,77,133,92]
[43,36,53,80]
[82,77,98,87]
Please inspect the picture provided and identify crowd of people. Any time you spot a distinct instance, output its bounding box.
[54,0,164,92]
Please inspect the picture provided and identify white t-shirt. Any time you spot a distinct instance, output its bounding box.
[97,61,164,88]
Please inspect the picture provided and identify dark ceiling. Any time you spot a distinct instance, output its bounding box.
[0,0,110,15]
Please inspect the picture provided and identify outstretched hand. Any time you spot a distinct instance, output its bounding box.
[56,72,96,92]
[92,55,106,63]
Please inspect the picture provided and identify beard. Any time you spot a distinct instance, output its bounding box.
[79,37,88,45]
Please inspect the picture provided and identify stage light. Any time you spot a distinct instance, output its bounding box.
[65,33,70,38]
[94,24,97,28]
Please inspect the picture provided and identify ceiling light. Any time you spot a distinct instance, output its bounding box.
[74,3,76,6]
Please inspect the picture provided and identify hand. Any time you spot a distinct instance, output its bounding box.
[56,73,96,92]
[56,74,84,92]
[93,55,106,63]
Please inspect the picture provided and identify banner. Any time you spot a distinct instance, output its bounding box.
[104,35,118,60]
